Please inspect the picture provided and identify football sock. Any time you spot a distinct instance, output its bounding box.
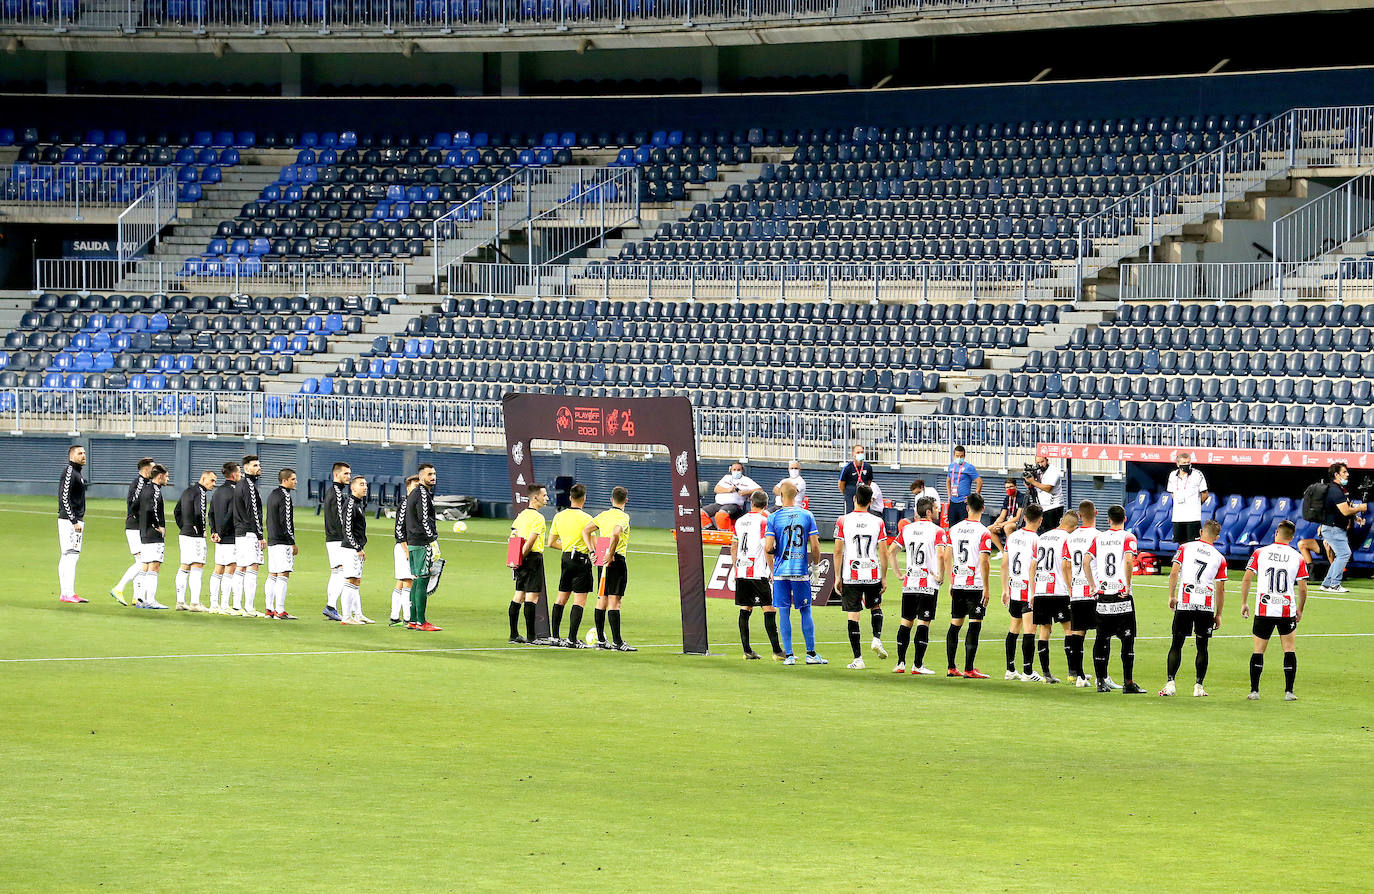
[1195,635,1210,684]
[1071,633,1086,677]
[231,570,245,611]
[1037,639,1051,675]
[1120,633,1135,681]
[326,568,342,610]
[414,589,427,625]
[913,625,930,666]
[763,612,781,654]
[551,602,566,639]
[508,601,521,638]
[1249,653,1264,692]
[1005,632,1018,672]
[870,609,883,640]
[945,624,960,669]
[798,605,816,653]
[594,607,607,644]
[568,604,584,642]
[390,587,402,621]
[847,619,861,658]
[188,568,202,606]
[58,552,79,597]
[523,601,537,640]
[1063,635,1076,677]
[778,609,793,655]
[243,569,258,613]
[175,569,188,604]
[131,569,144,605]
[897,624,912,664]
[115,560,140,593]
[209,573,221,610]
[276,577,289,614]
[739,609,753,653]
[1283,652,1297,692]
[1166,632,1186,681]
[343,583,360,619]
[609,609,623,645]
[1021,633,1035,674]
[399,586,409,622]
[963,622,982,671]
[1093,632,1110,681]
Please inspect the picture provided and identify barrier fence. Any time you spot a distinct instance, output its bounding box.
[1,164,166,220]
[116,168,178,262]
[1273,167,1374,264]
[1117,259,1374,302]
[33,258,407,296]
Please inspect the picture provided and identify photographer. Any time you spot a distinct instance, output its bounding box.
[707,461,762,526]
[1024,453,1065,530]
[1318,462,1368,594]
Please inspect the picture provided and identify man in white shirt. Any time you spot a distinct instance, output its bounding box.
[1166,452,1210,545]
[908,479,941,520]
[774,462,807,508]
[1025,454,1065,530]
[706,461,762,526]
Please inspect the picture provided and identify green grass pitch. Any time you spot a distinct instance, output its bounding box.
[2,494,1372,892]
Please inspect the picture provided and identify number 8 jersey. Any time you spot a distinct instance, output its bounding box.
[1246,543,1308,617]
[835,511,885,583]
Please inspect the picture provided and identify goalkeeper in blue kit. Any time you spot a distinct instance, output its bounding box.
[765,480,828,666]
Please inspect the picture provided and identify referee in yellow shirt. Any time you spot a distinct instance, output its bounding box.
[547,483,596,648]
[582,485,635,651]
[508,483,548,645]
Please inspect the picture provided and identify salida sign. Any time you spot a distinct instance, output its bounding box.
[704,546,838,606]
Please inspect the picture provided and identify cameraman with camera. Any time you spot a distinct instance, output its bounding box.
[1024,453,1065,531]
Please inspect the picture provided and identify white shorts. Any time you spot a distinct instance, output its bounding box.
[235,538,264,568]
[178,535,207,566]
[340,548,364,579]
[326,541,350,569]
[214,540,239,568]
[58,519,83,553]
[394,542,414,581]
[125,528,142,555]
[268,543,295,574]
[138,540,166,563]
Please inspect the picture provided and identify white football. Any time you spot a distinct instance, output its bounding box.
[452,521,468,534]
[585,627,598,645]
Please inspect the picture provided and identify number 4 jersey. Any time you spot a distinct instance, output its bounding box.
[948,519,994,590]
[835,511,885,584]
[1173,540,1228,610]
[1246,543,1308,617]
[732,511,770,580]
[900,519,949,592]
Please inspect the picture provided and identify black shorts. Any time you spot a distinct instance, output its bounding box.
[1008,598,1033,618]
[513,552,545,593]
[598,555,628,598]
[557,551,594,594]
[1253,615,1297,639]
[902,589,938,622]
[735,577,771,608]
[1040,506,1064,531]
[1032,596,1071,626]
[840,582,883,613]
[1095,597,1136,638]
[1069,599,1099,630]
[1173,521,1201,545]
[950,588,987,621]
[1172,609,1215,638]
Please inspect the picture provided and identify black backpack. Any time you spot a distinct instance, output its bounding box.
[1301,481,1330,523]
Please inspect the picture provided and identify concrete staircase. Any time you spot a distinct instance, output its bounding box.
[0,291,35,331]
[141,164,281,272]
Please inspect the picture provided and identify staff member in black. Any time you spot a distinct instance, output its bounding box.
[57,445,88,604]
[110,456,155,605]
[838,444,875,515]
[135,464,170,610]
[208,461,240,614]
[265,468,299,620]
[173,469,217,611]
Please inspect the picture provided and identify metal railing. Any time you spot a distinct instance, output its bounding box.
[430,168,525,290]
[116,169,178,262]
[2,390,1369,467]
[3,0,1192,36]
[447,259,1081,300]
[1118,260,1374,302]
[0,164,168,220]
[34,257,406,296]
[1077,105,1374,278]
[526,167,639,266]
[1273,167,1374,264]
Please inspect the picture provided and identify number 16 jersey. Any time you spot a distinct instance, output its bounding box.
[900,519,949,592]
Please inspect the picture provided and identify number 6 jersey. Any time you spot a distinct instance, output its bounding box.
[835,511,885,583]
[1246,543,1307,617]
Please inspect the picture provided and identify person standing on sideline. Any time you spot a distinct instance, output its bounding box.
[1318,462,1367,594]
[945,492,994,679]
[1165,452,1209,546]
[338,475,371,625]
[134,464,170,610]
[584,486,635,651]
[1240,520,1308,701]
[833,484,888,670]
[208,461,239,614]
[509,483,549,645]
[548,483,595,647]
[264,468,298,620]
[404,463,442,631]
[1161,519,1228,698]
[774,461,806,508]
[322,461,352,621]
[57,445,88,604]
[110,456,155,605]
[388,475,419,627]
[1093,505,1145,693]
[1025,453,1066,531]
[764,480,826,666]
[838,444,874,515]
[233,455,267,619]
[706,461,762,527]
[173,469,216,612]
[945,446,982,526]
[733,490,784,660]
[908,479,941,521]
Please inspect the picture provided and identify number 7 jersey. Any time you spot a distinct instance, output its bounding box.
[835,511,885,583]
[1173,540,1228,610]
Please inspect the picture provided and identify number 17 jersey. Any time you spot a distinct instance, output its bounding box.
[835,511,885,583]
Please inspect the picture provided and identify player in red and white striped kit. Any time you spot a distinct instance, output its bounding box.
[833,484,889,669]
[894,496,949,675]
[1239,519,1308,701]
[1031,510,1076,685]
[1002,503,1042,680]
[732,491,784,660]
[1092,505,1146,694]
[1162,519,1228,698]
[944,492,995,678]
[1064,501,1100,688]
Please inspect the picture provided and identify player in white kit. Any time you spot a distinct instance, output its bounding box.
[944,492,994,678]
[1002,503,1042,680]
[732,491,783,660]
[1031,510,1076,684]
[833,484,889,669]
[1239,520,1308,701]
[1064,500,1100,687]
[893,496,949,675]
[1162,519,1228,698]
[1092,505,1146,693]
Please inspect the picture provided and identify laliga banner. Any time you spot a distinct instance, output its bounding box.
[502,392,708,654]
[1038,443,1374,469]
[704,546,838,606]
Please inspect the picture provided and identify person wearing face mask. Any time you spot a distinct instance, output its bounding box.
[839,445,875,515]
[1317,462,1367,594]
[989,478,1025,546]
[774,462,807,508]
[1165,452,1209,547]
[706,461,762,527]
